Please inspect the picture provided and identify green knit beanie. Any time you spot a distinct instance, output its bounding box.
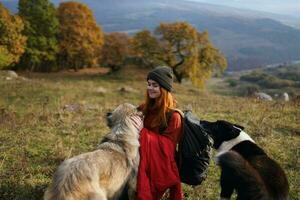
[147,66,173,92]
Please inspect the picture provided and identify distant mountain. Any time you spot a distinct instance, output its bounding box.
[2,0,300,71]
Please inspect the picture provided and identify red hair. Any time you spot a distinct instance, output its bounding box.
[142,87,176,129]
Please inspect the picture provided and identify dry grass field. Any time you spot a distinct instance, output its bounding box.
[0,68,299,199]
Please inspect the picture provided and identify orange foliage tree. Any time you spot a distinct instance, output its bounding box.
[132,22,227,88]
[131,29,165,67]
[101,32,131,71]
[57,2,104,70]
[0,3,26,69]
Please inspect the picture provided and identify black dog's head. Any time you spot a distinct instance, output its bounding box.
[200,120,244,149]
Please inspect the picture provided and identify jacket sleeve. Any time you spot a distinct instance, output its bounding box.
[162,112,183,144]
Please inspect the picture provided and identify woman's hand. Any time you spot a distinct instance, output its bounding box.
[130,115,144,132]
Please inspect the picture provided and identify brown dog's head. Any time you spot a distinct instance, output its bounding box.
[200,120,244,149]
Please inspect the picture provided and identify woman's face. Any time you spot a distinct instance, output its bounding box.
[147,79,161,99]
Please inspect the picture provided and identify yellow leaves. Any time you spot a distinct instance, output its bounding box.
[57,2,104,69]
[101,32,131,71]
[131,29,164,67]
[130,21,227,88]
[156,22,227,88]
[132,30,160,56]
[158,22,197,44]
[0,3,26,68]
[0,46,12,69]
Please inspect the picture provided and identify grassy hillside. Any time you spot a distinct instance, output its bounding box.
[0,68,299,199]
[209,64,300,97]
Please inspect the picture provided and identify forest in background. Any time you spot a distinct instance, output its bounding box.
[0,0,227,88]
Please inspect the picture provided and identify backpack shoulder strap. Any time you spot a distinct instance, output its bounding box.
[167,108,184,119]
[171,108,184,118]
[169,109,185,170]
[159,108,184,133]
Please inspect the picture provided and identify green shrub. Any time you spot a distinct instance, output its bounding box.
[240,71,295,89]
[240,72,268,82]
[226,78,238,87]
[277,72,300,81]
[258,77,293,88]
[294,81,300,88]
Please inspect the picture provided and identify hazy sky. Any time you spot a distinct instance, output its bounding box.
[187,0,300,18]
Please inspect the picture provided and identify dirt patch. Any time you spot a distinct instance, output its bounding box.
[61,67,110,75]
[16,67,110,79]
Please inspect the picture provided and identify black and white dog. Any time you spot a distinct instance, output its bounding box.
[201,120,289,200]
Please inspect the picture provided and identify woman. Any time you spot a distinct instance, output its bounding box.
[136,66,183,200]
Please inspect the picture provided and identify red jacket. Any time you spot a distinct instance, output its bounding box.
[136,111,183,200]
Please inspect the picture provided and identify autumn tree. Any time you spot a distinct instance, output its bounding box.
[0,3,26,69]
[195,31,227,85]
[57,2,104,70]
[101,32,131,71]
[131,30,165,67]
[133,22,227,88]
[18,0,59,71]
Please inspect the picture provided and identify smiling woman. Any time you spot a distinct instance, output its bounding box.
[136,66,184,200]
[146,66,173,99]
[147,80,161,99]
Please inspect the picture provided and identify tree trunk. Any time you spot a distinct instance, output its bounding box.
[171,42,185,83]
[172,68,182,83]
[171,57,185,83]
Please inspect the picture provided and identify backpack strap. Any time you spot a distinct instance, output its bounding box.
[171,108,184,118]
[162,108,185,171]
[159,108,184,133]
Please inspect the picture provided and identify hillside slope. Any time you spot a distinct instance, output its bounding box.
[0,69,299,199]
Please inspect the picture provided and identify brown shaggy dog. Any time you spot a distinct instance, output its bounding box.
[44,103,143,200]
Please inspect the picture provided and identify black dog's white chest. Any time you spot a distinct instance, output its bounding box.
[215,131,254,159]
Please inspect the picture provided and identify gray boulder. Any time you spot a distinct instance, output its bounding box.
[254,92,273,101]
[7,70,18,78]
